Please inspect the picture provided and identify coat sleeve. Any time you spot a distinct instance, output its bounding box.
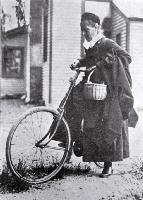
[78,38,132,86]
[77,54,99,68]
[105,39,132,64]
[103,39,132,86]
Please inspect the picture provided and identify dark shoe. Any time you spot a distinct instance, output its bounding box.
[99,162,113,178]
[73,141,83,157]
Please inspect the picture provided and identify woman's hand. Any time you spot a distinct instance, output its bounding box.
[105,53,114,65]
[70,59,80,70]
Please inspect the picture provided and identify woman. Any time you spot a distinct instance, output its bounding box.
[69,12,135,178]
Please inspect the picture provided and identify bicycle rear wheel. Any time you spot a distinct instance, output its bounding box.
[6,107,71,184]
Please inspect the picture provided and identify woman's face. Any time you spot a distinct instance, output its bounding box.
[81,20,99,42]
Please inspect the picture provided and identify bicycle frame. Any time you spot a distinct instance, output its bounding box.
[35,69,80,148]
[35,66,96,148]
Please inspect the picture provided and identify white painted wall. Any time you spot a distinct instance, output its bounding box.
[51,0,82,107]
[129,21,143,107]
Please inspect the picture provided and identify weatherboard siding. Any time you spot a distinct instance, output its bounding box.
[111,5,127,50]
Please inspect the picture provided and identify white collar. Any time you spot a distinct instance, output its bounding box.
[83,33,105,50]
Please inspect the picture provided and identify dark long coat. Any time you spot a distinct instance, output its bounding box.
[68,38,135,162]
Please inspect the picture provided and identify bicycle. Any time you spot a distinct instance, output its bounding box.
[6,65,104,185]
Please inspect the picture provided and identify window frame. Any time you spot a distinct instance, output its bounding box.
[2,46,24,79]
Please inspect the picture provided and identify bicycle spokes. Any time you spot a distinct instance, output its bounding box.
[6,107,71,184]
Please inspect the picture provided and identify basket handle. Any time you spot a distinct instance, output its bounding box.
[86,66,106,85]
[87,68,96,83]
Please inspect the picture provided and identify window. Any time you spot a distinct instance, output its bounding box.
[2,46,24,78]
[116,33,121,46]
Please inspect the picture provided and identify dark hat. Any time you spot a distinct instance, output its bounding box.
[81,12,100,25]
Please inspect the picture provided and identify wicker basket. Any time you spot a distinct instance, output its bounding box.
[83,70,107,101]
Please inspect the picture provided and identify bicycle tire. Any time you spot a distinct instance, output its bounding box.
[6,107,71,184]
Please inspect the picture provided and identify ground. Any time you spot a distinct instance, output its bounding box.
[0,99,143,200]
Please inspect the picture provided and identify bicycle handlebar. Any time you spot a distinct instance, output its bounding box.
[68,65,96,86]
[79,66,96,72]
[70,65,96,72]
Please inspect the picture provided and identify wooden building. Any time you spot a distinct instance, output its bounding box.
[0,0,43,101]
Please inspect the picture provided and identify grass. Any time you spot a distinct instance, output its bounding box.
[53,162,91,179]
[0,161,91,193]
[0,164,30,193]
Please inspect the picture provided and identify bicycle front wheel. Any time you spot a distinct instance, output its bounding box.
[6,107,71,184]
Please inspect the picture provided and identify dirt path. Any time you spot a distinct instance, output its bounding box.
[0,99,143,200]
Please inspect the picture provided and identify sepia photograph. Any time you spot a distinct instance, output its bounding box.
[0,0,143,199]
